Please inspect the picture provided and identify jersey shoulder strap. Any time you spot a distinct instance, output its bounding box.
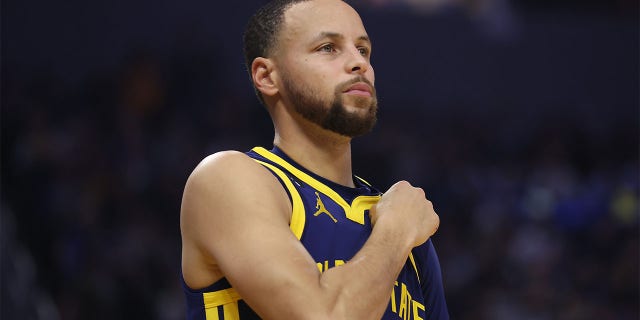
[246,147,306,240]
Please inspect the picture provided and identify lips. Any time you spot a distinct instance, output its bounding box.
[344,82,372,97]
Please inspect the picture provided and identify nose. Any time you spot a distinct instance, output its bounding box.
[346,47,368,74]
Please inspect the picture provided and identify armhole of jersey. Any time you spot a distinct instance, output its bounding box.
[254,160,306,240]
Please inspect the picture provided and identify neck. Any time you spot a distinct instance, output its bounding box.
[273,112,355,188]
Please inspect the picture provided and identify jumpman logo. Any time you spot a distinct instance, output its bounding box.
[314,192,337,223]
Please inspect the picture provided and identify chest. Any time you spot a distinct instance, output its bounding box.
[292,180,378,261]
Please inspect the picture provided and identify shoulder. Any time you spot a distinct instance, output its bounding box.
[190,150,259,179]
[181,150,291,222]
[185,150,274,192]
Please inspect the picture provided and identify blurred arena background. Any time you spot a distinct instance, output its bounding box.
[1,0,638,319]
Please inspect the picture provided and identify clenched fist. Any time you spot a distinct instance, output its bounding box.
[370,181,440,248]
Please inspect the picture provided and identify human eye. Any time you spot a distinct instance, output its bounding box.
[317,43,336,53]
[358,46,370,57]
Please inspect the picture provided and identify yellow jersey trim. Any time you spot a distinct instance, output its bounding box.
[354,175,373,187]
[203,287,240,308]
[255,160,306,240]
[222,303,240,320]
[253,147,381,225]
[408,252,420,283]
[203,288,241,320]
[205,307,219,320]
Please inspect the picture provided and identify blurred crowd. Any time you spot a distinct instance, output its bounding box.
[2,1,638,319]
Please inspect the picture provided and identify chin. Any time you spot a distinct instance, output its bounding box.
[347,98,375,110]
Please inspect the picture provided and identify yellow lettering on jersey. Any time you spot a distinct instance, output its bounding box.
[390,281,399,312]
[390,281,425,320]
[398,282,412,320]
[316,260,347,273]
[412,300,425,320]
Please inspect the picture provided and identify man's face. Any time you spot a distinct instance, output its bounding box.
[275,0,377,137]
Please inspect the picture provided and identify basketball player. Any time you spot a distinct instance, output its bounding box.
[180,0,449,319]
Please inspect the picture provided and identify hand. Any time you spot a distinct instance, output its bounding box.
[370,181,440,247]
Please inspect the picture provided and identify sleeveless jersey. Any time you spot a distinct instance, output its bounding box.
[182,146,449,319]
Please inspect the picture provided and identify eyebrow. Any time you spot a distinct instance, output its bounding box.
[311,31,371,44]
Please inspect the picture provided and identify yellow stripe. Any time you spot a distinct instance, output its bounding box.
[350,195,382,224]
[223,303,240,320]
[253,147,380,225]
[205,306,220,320]
[255,160,306,240]
[203,288,241,309]
[408,252,421,283]
[354,175,372,187]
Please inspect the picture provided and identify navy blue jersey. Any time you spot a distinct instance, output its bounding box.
[182,146,449,319]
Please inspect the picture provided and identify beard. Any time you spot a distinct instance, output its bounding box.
[282,75,378,138]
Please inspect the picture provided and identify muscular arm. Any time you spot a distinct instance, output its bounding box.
[180,151,439,319]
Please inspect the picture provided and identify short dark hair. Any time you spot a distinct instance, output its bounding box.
[243,0,312,105]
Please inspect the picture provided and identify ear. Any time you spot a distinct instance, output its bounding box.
[251,57,279,98]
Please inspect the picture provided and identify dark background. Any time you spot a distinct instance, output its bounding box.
[2,0,638,319]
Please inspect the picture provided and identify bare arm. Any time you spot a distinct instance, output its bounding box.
[180,151,439,319]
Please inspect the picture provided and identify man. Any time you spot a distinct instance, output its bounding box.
[180,0,449,319]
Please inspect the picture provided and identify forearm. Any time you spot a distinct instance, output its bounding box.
[317,221,414,319]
